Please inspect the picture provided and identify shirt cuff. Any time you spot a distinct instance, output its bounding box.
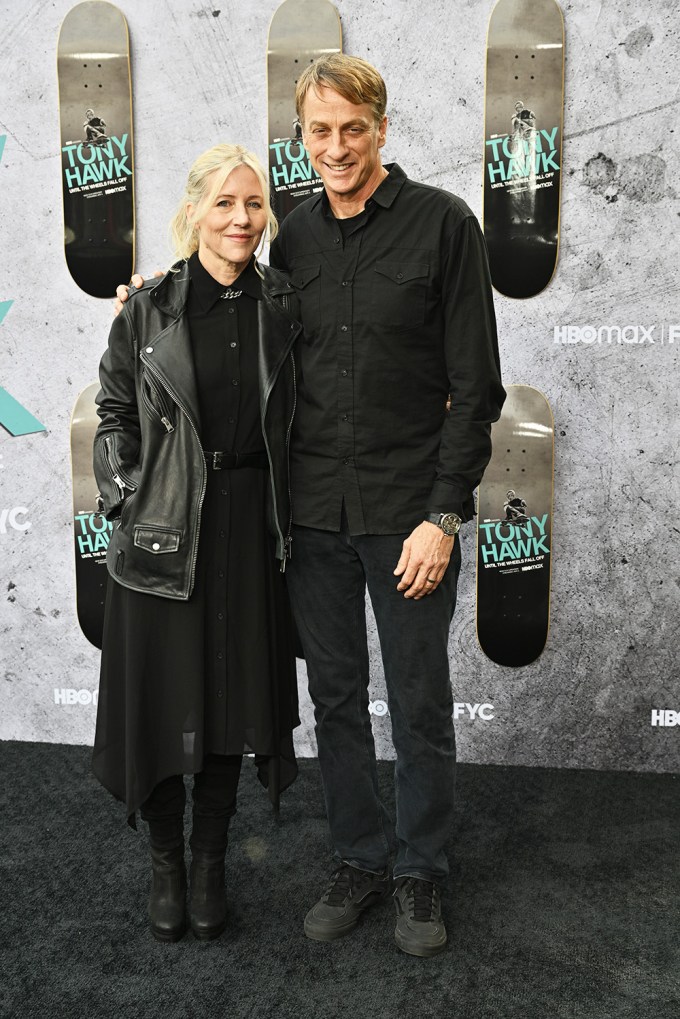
[426,481,476,524]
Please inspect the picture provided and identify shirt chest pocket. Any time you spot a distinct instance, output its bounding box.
[290,263,322,338]
[371,261,429,329]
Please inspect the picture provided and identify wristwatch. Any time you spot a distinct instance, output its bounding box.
[425,512,462,536]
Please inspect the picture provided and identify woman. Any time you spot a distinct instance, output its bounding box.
[92,144,301,944]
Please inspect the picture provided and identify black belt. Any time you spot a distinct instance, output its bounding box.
[203,450,268,470]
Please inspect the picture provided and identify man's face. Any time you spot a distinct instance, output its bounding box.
[301,86,387,206]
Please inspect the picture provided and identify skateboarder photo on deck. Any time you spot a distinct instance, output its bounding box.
[505,489,528,520]
[83,108,108,144]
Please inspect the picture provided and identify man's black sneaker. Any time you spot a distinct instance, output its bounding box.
[304,864,390,941]
[393,877,447,957]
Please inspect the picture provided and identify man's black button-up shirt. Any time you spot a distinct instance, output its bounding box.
[270,163,505,535]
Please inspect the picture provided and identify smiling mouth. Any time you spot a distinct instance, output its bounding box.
[325,163,353,171]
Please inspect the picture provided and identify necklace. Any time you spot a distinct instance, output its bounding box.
[220,288,242,300]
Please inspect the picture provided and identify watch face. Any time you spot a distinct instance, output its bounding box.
[440,513,462,536]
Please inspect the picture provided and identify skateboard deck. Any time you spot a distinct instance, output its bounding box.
[70,382,111,648]
[483,0,564,298]
[267,0,342,223]
[476,385,554,667]
[58,1,134,298]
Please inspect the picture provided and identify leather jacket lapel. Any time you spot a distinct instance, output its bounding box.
[259,267,302,404]
[140,314,201,435]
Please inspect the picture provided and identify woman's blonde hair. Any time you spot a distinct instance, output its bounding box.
[169,144,277,261]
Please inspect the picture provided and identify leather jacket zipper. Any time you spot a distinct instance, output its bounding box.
[141,356,206,593]
[261,338,297,572]
[281,350,297,572]
[145,374,175,433]
[268,290,297,571]
[103,435,137,496]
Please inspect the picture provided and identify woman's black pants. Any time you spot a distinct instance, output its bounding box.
[140,753,243,853]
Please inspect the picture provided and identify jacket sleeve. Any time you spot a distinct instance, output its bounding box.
[93,307,142,520]
[427,213,506,522]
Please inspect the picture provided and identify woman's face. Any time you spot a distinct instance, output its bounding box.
[190,164,268,277]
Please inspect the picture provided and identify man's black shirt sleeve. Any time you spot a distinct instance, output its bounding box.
[430,212,505,520]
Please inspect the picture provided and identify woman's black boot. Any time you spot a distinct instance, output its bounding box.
[188,753,241,940]
[148,842,187,943]
[189,846,227,940]
[142,775,188,943]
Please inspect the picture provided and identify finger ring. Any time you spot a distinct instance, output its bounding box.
[426,577,436,584]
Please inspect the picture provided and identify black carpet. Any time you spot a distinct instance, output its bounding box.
[1,742,678,1019]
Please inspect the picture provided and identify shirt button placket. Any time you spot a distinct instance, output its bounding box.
[227,304,239,447]
[338,277,354,471]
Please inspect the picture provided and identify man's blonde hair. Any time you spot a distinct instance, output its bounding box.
[295,54,387,127]
[169,144,277,261]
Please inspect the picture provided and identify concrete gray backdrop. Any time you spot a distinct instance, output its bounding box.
[0,0,678,771]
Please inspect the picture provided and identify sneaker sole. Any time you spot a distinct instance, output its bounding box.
[394,927,447,958]
[304,885,390,942]
[304,914,360,942]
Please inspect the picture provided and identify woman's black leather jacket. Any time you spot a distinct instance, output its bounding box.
[93,259,301,599]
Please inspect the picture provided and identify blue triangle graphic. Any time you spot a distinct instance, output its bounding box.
[0,300,13,325]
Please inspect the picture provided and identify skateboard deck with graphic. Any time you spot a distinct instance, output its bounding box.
[267,0,342,223]
[483,0,564,298]
[70,382,111,648]
[58,1,134,298]
[476,385,554,667]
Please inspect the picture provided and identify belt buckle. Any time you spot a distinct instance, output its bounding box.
[212,451,222,470]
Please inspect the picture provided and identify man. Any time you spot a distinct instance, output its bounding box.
[504,489,528,522]
[83,108,108,145]
[119,54,504,958]
[270,55,504,957]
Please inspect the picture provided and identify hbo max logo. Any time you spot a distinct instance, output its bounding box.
[651,709,679,727]
[553,324,679,345]
[54,689,99,707]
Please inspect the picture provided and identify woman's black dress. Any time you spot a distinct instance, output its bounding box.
[92,254,299,821]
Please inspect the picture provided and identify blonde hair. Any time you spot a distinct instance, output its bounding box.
[169,144,277,261]
[295,54,387,128]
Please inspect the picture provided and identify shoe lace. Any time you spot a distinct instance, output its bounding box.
[407,878,437,922]
[324,865,355,907]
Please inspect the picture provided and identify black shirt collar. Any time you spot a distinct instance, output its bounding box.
[319,162,407,220]
[188,251,262,312]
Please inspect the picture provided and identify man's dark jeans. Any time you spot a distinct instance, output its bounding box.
[286,519,461,884]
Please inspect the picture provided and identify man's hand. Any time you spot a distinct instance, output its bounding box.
[113,271,163,315]
[394,521,455,600]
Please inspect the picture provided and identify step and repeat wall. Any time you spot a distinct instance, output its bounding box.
[0,0,677,772]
